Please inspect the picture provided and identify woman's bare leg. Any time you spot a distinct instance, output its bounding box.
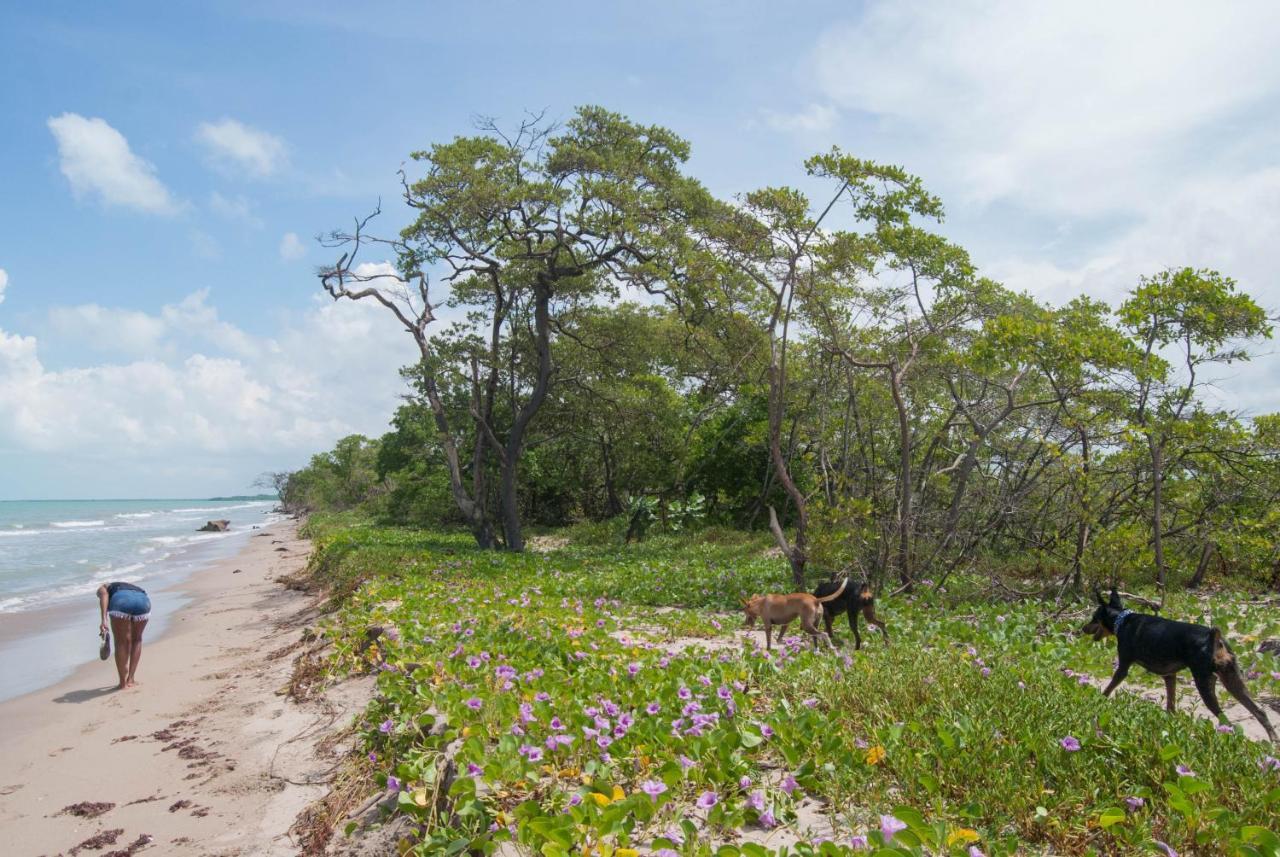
[125,618,147,687]
[109,615,131,689]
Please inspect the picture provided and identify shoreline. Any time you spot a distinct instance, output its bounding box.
[0,518,369,856]
[0,505,283,702]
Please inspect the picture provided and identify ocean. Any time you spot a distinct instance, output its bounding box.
[0,498,284,699]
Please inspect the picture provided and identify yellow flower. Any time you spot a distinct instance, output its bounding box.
[589,792,612,807]
[947,829,980,846]
[611,785,625,802]
[865,745,887,765]
[461,726,472,738]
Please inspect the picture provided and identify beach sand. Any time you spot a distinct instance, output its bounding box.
[0,521,368,856]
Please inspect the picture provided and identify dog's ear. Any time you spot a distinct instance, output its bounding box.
[1109,587,1122,608]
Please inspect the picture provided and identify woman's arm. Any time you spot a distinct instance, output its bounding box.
[97,585,109,634]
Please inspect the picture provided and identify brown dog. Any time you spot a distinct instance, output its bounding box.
[742,579,846,651]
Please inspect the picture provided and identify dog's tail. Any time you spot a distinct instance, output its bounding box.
[816,578,847,603]
[1210,628,1235,670]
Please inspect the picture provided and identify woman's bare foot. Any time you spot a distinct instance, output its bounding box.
[125,679,140,688]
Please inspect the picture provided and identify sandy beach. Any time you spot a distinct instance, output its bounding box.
[0,521,366,857]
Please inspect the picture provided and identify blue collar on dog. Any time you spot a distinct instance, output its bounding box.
[1112,608,1134,634]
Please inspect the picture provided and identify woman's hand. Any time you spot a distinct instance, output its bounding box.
[100,621,108,636]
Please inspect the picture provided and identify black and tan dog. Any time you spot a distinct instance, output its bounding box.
[1083,588,1276,742]
[812,577,889,650]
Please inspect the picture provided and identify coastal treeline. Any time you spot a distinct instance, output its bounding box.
[282,106,1279,596]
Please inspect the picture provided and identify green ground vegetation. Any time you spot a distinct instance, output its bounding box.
[299,514,1280,857]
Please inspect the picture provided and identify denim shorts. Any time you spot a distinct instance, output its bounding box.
[107,589,152,621]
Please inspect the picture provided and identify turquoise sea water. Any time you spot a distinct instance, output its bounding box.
[0,498,279,614]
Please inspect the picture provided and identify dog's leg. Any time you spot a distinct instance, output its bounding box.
[1163,675,1177,712]
[849,608,862,650]
[764,621,773,652]
[1219,664,1278,742]
[823,609,839,646]
[863,604,889,647]
[1101,660,1131,696]
[1191,669,1226,723]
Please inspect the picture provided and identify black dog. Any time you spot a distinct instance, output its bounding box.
[1083,588,1276,742]
[812,577,889,650]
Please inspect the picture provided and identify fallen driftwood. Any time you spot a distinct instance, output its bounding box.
[198,519,231,532]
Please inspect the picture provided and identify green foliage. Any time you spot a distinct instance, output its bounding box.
[307,518,1280,856]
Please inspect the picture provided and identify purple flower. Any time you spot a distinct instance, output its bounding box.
[760,724,775,738]
[981,667,992,678]
[1216,724,1234,734]
[695,790,718,809]
[466,763,482,776]
[640,780,667,800]
[1261,755,1280,772]
[1154,841,1178,857]
[568,793,582,807]
[1060,736,1081,752]
[678,755,696,771]
[677,687,692,700]
[850,834,869,850]
[968,847,986,857]
[367,752,377,763]
[378,718,394,734]
[627,662,641,677]
[802,698,818,708]
[656,851,679,857]
[1125,796,1144,810]
[759,809,776,828]
[535,691,550,702]
[386,775,401,791]
[880,815,907,843]
[465,697,483,711]
[1176,764,1195,777]
[780,774,799,795]
[746,790,765,811]
[646,702,661,715]
[739,775,752,790]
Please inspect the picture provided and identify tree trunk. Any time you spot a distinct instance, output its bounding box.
[418,359,494,549]
[1187,540,1213,589]
[1150,435,1167,601]
[889,364,913,588]
[1071,428,1091,590]
[498,280,554,552]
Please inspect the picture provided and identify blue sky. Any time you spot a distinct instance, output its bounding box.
[3,1,1280,499]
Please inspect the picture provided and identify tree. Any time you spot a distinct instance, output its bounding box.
[1118,268,1271,601]
[320,107,712,550]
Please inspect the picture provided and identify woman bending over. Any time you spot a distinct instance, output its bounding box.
[97,581,151,690]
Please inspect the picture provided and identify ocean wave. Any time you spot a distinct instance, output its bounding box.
[168,501,271,514]
[0,529,41,538]
[115,512,154,519]
[51,520,106,528]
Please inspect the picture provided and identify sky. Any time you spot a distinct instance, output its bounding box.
[2,1,1280,499]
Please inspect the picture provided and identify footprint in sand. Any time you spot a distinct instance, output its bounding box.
[0,784,22,796]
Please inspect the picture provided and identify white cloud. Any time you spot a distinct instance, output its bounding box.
[46,114,179,214]
[195,119,288,178]
[810,1,1280,216]
[0,287,420,465]
[0,269,8,305]
[208,191,262,228]
[762,103,837,134]
[279,231,307,261]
